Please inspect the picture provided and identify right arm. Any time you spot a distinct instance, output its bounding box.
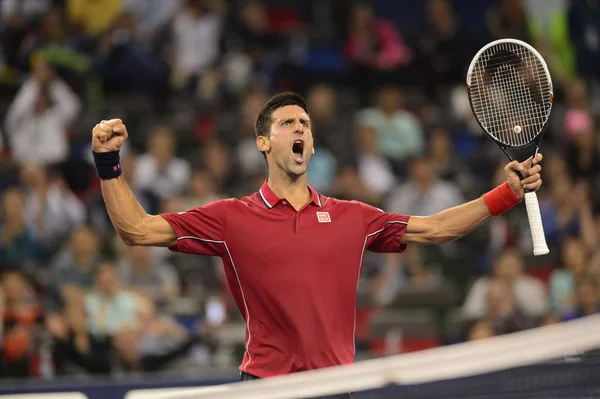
[93,119,176,247]
[100,175,176,247]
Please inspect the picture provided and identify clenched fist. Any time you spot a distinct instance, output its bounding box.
[92,119,128,153]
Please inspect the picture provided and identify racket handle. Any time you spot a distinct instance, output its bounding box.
[524,192,550,256]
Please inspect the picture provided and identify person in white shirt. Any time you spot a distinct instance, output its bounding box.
[133,126,191,208]
[462,248,548,321]
[5,61,81,165]
[170,0,221,89]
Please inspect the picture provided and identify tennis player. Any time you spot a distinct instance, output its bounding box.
[91,92,542,393]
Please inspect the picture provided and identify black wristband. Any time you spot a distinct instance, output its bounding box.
[93,150,122,180]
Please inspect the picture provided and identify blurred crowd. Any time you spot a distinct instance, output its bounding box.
[0,0,599,380]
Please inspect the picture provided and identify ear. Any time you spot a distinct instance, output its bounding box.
[256,135,270,153]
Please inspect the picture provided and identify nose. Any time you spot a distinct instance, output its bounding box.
[294,121,305,133]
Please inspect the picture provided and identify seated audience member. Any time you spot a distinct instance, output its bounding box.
[46,225,103,314]
[113,296,198,372]
[49,304,112,375]
[117,244,180,307]
[0,270,43,377]
[0,188,42,273]
[132,126,191,214]
[21,163,86,251]
[560,279,600,321]
[549,237,591,314]
[462,249,547,321]
[85,262,139,339]
[484,278,536,335]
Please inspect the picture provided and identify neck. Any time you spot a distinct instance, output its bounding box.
[267,173,310,207]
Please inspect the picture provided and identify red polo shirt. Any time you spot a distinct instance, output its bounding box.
[161,182,410,378]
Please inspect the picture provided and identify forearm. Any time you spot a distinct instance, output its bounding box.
[100,175,150,245]
[405,183,521,245]
[429,197,493,244]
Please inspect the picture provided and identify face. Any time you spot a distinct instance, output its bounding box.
[562,238,588,275]
[96,264,119,295]
[148,129,175,164]
[493,250,523,280]
[577,282,598,309]
[2,189,25,221]
[70,226,99,259]
[258,105,314,178]
[128,246,151,270]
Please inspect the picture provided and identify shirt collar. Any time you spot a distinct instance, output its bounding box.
[258,180,322,209]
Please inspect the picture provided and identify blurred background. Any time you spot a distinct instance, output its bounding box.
[0,0,599,393]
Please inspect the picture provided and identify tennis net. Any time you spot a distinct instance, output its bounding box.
[127,314,600,399]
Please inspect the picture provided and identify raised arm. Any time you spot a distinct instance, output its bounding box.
[402,154,543,245]
[92,119,176,247]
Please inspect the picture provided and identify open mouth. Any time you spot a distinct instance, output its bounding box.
[292,140,305,163]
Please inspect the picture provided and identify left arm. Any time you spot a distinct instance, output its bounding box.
[402,154,544,245]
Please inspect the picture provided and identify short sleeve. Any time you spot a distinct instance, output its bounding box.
[160,200,230,257]
[359,202,410,253]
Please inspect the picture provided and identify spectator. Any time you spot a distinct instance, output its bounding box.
[486,0,533,43]
[5,60,81,165]
[46,225,103,314]
[541,176,597,248]
[0,188,41,273]
[560,279,600,321]
[17,7,91,93]
[169,0,222,91]
[414,0,471,96]
[94,12,169,99]
[85,262,139,338]
[484,277,536,335]
[462,248,548,321]
[371,246,440,305]
[0,270,42,378]
[50,302,112,375]
[112,295,192,372]
[305,83,352,162]
[233,1,281,76]
[67,0,123,37]
[549,237,591,314]
[179,168,225,210]
[385,156,463,217]
[0,0,53,67]
[356,85,424,166]
[355,125,395,197]
[232,90,270,179]
[123,0,182,44]
[132,126,191,213]
[426,127,475,197]
[20,163,86,250]
[117,245,180,307]
[568,0,600,82]
[344,2,412,94]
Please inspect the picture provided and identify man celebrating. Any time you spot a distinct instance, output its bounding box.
[92,93,543,386]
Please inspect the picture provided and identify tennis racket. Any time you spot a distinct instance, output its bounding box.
[466,38,552,256]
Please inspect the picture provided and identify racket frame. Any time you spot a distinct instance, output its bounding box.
[466,38,554,163]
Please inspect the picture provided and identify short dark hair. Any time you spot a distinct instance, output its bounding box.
[255,92,308,138]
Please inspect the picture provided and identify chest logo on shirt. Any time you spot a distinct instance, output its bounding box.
[317,212,331,223]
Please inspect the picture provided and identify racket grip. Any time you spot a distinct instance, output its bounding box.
[524,192,550,256]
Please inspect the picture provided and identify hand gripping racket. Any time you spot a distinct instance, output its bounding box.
[466,38,553,256]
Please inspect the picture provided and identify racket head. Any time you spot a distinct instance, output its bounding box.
[466,39,554,150]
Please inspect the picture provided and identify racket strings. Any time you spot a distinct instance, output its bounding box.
[469,42,551,146]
